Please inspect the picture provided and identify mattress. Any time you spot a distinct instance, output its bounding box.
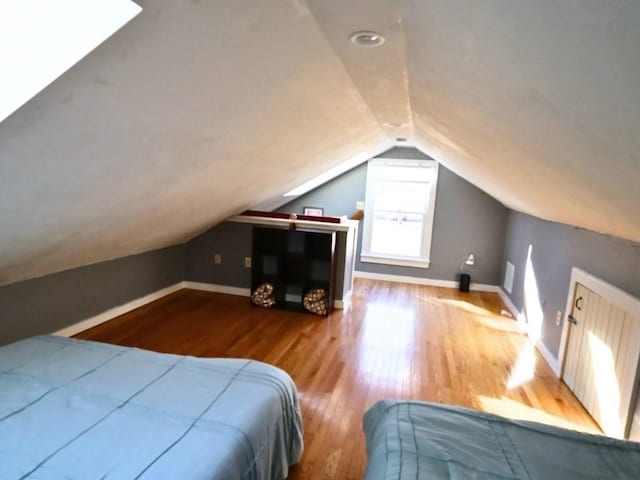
[364,399,640,480]
[0,335,303,479]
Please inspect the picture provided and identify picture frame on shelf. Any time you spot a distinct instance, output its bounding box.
[303,207,324,216]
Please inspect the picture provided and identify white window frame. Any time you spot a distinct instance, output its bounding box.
[360,158,439,268]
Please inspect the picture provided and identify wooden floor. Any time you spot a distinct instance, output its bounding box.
[76,279,599,479]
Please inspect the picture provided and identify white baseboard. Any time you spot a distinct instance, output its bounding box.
[183,281,251,297]
[53,282,184,338]
[496,288,527,328]
[495,287,562,377]
[536,338,561,376]
[54,281,252,338]
[55,279,343,338]
[334,289,352,309]
[353,270,499,292]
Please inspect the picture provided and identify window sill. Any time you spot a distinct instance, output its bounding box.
[360,254,431,269]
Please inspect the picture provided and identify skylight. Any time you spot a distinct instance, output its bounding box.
[283,152,370,197]
[0,0,142,124]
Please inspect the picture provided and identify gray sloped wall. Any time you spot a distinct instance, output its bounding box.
[0,245,184,346]
[501,210,640,358]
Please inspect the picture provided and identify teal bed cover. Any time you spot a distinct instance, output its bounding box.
[0,335,303,479]
[364,399,640,479]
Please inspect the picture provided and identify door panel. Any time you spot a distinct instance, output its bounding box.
[562,282,639,438]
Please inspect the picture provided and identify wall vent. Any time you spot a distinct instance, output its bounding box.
[504,261,515,293]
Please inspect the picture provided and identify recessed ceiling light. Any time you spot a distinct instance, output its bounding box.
[349,31,385,47]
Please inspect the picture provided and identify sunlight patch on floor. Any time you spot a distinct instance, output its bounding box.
[506,343,537,389]
[588,331,623,438]
[477,395,601,435]
[357,303,415,384]
[433,298,523,333]
[432,298,494,317]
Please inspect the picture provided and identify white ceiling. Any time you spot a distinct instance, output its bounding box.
[1,0,639,285]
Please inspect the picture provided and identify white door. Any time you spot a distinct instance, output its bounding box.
[562,282,639,438]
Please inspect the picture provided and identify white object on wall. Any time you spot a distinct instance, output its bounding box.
[504,261,515,294]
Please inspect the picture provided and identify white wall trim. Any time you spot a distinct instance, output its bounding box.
[334,289,351,309]
[360,254,431,269]
[496,287,562,376]
[53,282,184,338]
[496,288,527,328]
[183,281,251,297]
[353,270,499,292]
[536,338,562,376]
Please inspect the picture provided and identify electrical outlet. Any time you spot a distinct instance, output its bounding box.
[556,310,562,326]
[214,254,222,264]
[356,201,365,210]
[244,257,252,268]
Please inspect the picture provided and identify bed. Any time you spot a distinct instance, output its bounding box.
[0,335,303,479]
[363,399,640,480]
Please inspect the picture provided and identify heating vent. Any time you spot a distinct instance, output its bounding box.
[503,261,515,293]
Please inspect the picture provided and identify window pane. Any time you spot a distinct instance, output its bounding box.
[376,164,435,183]
[370,212,424,257]
[362,158,438,267]
[373,180,430,213]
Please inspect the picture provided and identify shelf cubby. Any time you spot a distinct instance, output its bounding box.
[251,227,336,315]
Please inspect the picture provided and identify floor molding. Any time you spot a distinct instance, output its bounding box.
[495,287,562,376]
[353,270,499,292]
[496,288,527,328]
[53,282,184,338]
[183,281,251,297]
[334,289,352,310]
[56,277,354,338]
[185,281,347,309]
[55,278,555,365]
[536,338,561,376]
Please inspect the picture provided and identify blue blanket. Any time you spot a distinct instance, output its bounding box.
[364,400,640,479]
[0,335,303,479]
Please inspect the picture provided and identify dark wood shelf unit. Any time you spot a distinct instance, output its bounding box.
[252,227,336,315]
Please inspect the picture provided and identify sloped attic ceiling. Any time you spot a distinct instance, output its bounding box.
[1,0,639,286]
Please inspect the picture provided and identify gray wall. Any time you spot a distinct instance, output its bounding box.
[184,219,352,300]
[0,245,185,346]
[279,147,509,285]
[9,145,637,355]
[185,222,253,288]
[185,147,509,289]
[502,211,640,357]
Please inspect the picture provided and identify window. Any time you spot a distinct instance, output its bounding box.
[361,158,438,268]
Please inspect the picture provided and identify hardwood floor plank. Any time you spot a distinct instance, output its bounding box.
[75,279,599,478]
